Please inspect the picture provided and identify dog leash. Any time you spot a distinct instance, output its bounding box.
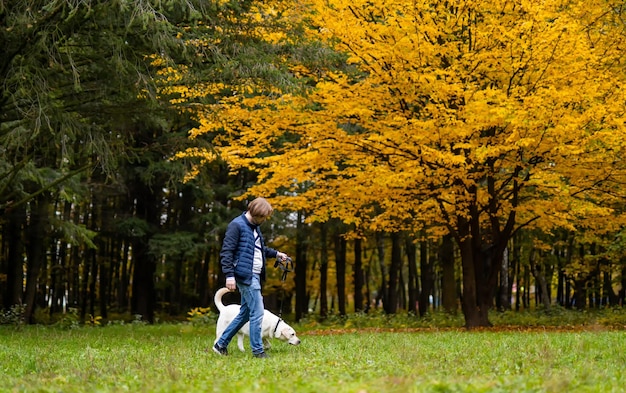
[274,256,293,319]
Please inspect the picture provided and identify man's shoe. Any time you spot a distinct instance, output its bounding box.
[212,343,228,356]
[253,352,269,359]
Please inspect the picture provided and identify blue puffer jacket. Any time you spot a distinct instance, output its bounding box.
[220,213,278,285]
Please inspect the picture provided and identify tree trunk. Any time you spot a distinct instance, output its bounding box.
[118,239,131,312]
[398,265,406,310]
[498,247,511,310]
[131,237,156,323]
[572,276,586,310]
[418,240,434,316]
[98,239,109,321]
[51,201,73,315]
[375,232,387,309]
[319,222,328,318]
[440,234,457,314]
[530,248,551,309]
[353,237,364,312]
[172,254,183,314]
[385,232,402,314]
[89,245,98,319]
[603,269,618,306]
[572,245,587,310]
[295,211,308,320]
[130,183,160,324]
[69,212,81,311]
[23,195,51,323]
[334,227,347,316]
[197,247,210,307]
[406,237,418,314]
[617,260,626,307]
[458,237,492,328]
[3,203,25,310]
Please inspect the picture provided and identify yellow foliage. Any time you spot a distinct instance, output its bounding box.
[175,0,626,243]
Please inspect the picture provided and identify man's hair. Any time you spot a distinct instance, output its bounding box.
[247,197,273,218]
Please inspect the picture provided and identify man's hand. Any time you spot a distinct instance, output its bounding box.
[226,277,236,291]
[277,251,289,261]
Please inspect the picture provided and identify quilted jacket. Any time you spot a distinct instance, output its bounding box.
[220,213,278,285]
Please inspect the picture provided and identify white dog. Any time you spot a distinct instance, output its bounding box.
[213,287,301,352]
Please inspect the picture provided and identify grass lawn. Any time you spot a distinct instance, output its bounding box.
[1,322,625,392]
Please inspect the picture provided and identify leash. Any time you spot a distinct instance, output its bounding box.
[274,256,293,320]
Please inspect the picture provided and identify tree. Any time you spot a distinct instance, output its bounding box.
[0,0,207,322]
[186,0,626,327]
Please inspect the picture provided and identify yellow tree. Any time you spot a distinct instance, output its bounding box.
[188,0,626,327]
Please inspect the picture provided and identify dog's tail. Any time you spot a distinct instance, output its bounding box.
[213,287,231,313]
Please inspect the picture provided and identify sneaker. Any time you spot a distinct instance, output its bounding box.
[253,352,269,359]
[212,343,228,356]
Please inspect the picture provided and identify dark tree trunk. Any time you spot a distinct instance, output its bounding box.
[497,247,511,311]
[572,245,587,310]
[365,250,372,313]
[385,232,402,314]
[588,246,601,308]
[83,192,99,322]
[96,193,110,321]
[334,227,347,316]
[295,211,308,321]
[530,248,551,309]
[406,237,418,314]
[564,235,575,308]
[131,238,156,323]
[456,193,487,328]
[68,205,82,310]
[130,183,160,324]
[458,236,490,328]
[617,261,626,307]
[603,270,618,306]
[89,245,98,319]
[418,240,434,316]
[118,239,131,312]
[4,203,26,310]
[522,264,531,309]
[51,202,73,313]
[171,254,183,314]
[557,267,566,306]
[319,222,329,318]
[50,201,73,315]
[98,239,109,321]
[440,234,457,314]
[555,240,566,306]
[572,276,587,310]
[81,259,91,321]
[513,236,521,311]
[375,232,387,309]
[23,195,51,323]
[353,237,364,312]
[197,248,210,307]
[171,186,194,314]
[399,267,406,310]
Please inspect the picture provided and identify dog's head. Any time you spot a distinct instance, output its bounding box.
[281,327,301,346]
[275,321,301,346]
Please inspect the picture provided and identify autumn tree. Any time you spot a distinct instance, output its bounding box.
[186,0,626,327]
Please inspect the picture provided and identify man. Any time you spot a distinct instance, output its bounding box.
[213,197,289,358]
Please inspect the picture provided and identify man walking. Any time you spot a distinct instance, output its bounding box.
[213,197,289,358]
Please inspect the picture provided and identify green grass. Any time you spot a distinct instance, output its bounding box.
[1,322,625,392]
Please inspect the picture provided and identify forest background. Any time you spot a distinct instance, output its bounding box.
[2,0,626,329]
